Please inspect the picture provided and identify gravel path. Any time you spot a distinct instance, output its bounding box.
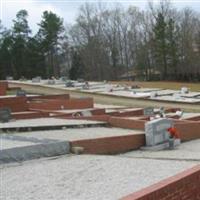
[1,155,197,200]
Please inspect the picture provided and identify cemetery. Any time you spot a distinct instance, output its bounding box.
[1,80,200,200]
[7,79,200,105]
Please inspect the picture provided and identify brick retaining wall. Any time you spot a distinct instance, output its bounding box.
[121,165,200,200]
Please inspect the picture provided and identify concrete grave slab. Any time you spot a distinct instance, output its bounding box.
[0,118,107,131]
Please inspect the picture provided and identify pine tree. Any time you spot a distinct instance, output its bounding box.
[153,12,168,79]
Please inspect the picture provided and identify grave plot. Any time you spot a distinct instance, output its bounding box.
[150,95,200,103]
[0,93,95,119]
[0,134,70,164]
[0,124,143,163]
[0,118,107,132]
[8,80,200,104]
[6,127,144,155]
[1,154,197,200]
[99,90,151,98]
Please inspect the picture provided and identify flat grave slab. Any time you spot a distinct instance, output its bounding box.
[0,118,107,131]
[180,112,200,120]
[122,139,200,161]
[11,127,143,142]
[94,103,128,109]
[52,108,96,114]
[150,95,200,103]
[99,90,151,98]
[180,92,200,98]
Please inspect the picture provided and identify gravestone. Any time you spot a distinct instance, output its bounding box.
[6,76,13,80]
[32,77,41,83]
[150,92,158,98]
[65,81,74,87]
[81,110,92,117]
[60,76,67,82]
[16,89,27,97]
[47,79,55,85]
[0,108,11,123]
[77,78,84,83]
[181,87,189,94]
[143,107,154,116]
[82,82,89,90]
[145,118,173,146]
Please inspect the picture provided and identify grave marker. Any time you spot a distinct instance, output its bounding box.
[0,108,12,123]
[32,77,41,83]
[65,81,74,87]
[144,107,154,116]
[145,118,173,146]
[47,79,55,85]
[16,90,27,97]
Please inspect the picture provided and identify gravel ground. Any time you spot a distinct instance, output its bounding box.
[122,139,200,161]
[0,118,106,129]
[1,155,197,200]
[0,138,36,150]
[11,127,142,141]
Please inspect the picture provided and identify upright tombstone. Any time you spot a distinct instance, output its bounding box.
[145,118,173,147]
[0,108,12,123]
[143,107,154,116]
[47,79,55,85]
[82,82,89,90]
[32,77,41,83]
[65,81,74,87]
[77,78,84,83]
[6,76,13,81]
[181,87,189,94]
[81,110,92,117]
[60,76,67,82]
[150,92,158,98]
[16,89,27,97]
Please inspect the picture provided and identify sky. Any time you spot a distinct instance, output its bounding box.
[0,0,200,34]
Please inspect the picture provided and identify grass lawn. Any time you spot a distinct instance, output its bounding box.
[111,81,200,92]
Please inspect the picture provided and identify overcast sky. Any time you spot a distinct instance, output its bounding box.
[1,0,200,34]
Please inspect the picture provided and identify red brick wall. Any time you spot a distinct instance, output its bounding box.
[109,117,145,130]
[184,116,200,121]
[70,134,145,154]
[109,109,143,117]
[0,81,8,95]
[121,165,200,200]
[175,122,200,141]
[28,98,93,110]
[12,111,49,119]
[27,94,70,101]
[0,96,28,112]
[66,98,93,109]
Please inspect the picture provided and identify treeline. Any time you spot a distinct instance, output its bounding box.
[0,1,200,81]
